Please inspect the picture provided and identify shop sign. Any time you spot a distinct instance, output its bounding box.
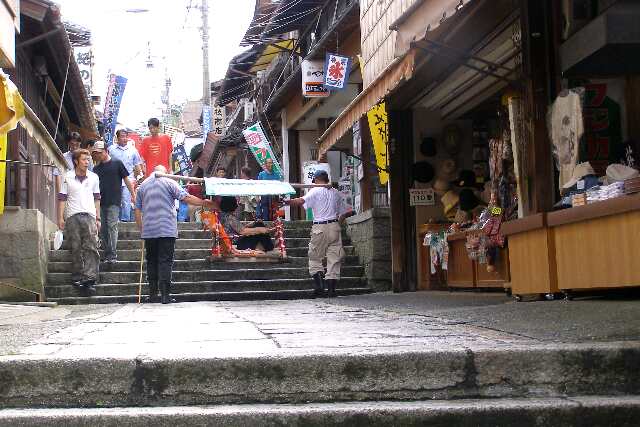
[338,176,353,211]
[409,188,435,206]
[302,161,331,185]
[212,106,225,136]
[352,121,364,182]
[366,102,389,185]
[74,46,93,98]
[354,194,361,214]
[102,74,127,146]
[301,60,329,98]
[201,106,212,143]
[324,53,351,91]
[242,122,283,176]
[172,143,192,177]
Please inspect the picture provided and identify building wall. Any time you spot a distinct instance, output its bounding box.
[360,0,418,87]
[346,207,391,290]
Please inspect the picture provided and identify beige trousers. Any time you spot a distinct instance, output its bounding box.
[308,222,344,280]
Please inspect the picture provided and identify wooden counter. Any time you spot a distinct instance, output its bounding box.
[547,195,640,291]
[446,230,509,289]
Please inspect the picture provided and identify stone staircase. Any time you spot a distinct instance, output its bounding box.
[45,221,371,304]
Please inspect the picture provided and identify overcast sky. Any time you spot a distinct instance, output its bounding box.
[55,0,255,130]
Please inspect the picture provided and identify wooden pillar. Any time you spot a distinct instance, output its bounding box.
[520,0,557,214]
[287,128,303,220]
[388,109,417,292]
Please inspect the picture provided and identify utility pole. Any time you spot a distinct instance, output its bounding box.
[201,0,211,107]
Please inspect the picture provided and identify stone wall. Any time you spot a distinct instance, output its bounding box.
[346,208,391,291]
[0,207,55,299]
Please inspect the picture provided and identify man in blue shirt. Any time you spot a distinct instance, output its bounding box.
[108,129,144,221]
[135,165,213,304]
[256,158,281,220]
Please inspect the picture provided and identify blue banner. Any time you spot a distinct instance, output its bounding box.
[102,74,127,146]
[202,105,212,143]
[172,143,192,176]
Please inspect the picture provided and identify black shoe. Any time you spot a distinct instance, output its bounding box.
[312,272,325,298]
[143,294,160,303]
[160,282,172,304]
[78,279,97,296]
[327,279,337,298]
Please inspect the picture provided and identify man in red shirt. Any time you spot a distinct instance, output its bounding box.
[140,118,173,174]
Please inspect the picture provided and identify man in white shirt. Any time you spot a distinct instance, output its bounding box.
[57,149,101,295]
[285,170,352,297]
[108,129,144,221]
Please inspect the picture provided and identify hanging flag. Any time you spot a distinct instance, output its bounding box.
[102,74,127,146]
[201,105,212,142]
[301,60,329,98]
[242,122,282,176]
[324,53,351,91]
[366,101,390,185]
[172,143,192,177]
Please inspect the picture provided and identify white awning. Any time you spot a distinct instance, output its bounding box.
[204,177,296,197]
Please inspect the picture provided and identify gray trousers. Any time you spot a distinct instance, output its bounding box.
[308,222,344,280]
[66,213,100,283]
[100,204,120,261]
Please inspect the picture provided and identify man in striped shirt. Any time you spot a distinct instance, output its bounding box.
[135,166,214,304]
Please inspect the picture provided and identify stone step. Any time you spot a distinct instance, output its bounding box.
[46,255,363,273]
[45,277,368,298]
[1,343,638,408]
[45,286,372,304]
[117,220,315,231]
[115,227,337,240]
[104,237,337,250]
[1,396,638,426]
[46,266,365,286]
[48,246,357,262]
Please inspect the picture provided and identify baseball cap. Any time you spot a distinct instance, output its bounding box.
[312,169,329,183]
[91,141,106,152]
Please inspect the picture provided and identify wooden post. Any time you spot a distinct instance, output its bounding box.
[388,109,417,292]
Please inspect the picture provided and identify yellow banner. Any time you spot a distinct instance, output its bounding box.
[0,133,6,214]
[366,101,389,185]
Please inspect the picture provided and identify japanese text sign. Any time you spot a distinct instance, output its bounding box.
[324,53,351,91]
[242,122,283,176]
[301,60,329,98]
[366,101,389,185]
[103,74,127,146]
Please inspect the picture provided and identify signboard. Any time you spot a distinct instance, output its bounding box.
[366,101,389,185]
[242,122,283,176]
[201,105,212,143]
[301,60,329,98]
[338,176,353,211]
[409,188,435,206]
[102,74,127,146]
[212,106,225,136]
[302,161,331,220]
[324,53,351,91]
[352,121,364,182]
[172,143,192,176]
[354,193,361,214]
[74,46,93,98]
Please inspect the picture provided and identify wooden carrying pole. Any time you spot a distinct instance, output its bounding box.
[137,240,145,304]
[154,173,332,189]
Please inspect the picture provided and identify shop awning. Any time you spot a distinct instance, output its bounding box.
[249,39,299,73]
[317,50,416,158]
[560,1,640,76]
[390,0,477,57]
[0,72,67,172]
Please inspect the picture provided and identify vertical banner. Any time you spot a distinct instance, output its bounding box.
[302,161,331,220]
[324,53,351,90]
[201,105,212,143]
[172,143,192,177]
[0,134,6,214]
[301,60,329,98]
[366,101,390,185]
[74,46,93,99]
[102,74,127,146]
[212,106,225,136]
[242,122,282,176]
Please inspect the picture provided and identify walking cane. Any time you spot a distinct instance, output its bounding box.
[137,240,145,304]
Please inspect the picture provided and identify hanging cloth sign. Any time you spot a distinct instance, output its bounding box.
[301,60,329,98]
[324,53,351,90]
[242,122,283,176]
[366,101,390,185]
[212,106,225,136]
[201,105,212,143]
[172,143,192,177]
[102,74,127,146]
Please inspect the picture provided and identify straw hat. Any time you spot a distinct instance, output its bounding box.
[604,164,639,185]
[562,162,595,189]
[441,190,460,216]
[433,159,457,194]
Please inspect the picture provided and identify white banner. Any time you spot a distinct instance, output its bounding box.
[301,60,329,98]
[74,46,92,98]
[212,106,225,136]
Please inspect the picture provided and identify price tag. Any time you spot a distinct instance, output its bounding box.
[409,188,435,206]
[491,206,503,215]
